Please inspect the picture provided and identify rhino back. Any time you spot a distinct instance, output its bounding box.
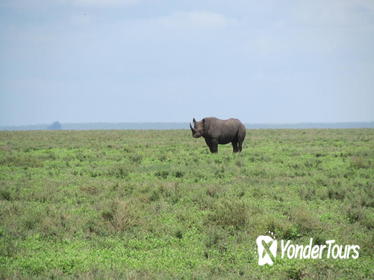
[205,118,243,143]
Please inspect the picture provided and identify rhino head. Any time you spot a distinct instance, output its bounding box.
[190,118,204,138]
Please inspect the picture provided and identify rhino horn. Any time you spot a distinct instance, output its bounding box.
[190,123,196,133]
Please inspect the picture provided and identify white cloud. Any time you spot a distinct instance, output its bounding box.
[146,11,238,30]
[0,0,140,9]
[292,0,374,27]
[70,13,93,25]
[63,0,140,7]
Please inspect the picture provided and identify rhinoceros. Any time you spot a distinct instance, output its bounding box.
[190,117,246,153]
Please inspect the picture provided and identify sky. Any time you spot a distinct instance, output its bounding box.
[0,0,373,126]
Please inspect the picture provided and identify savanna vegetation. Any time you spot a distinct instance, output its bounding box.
[0,129,373,279]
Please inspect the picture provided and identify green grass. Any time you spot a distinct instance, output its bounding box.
[0,129,373,279]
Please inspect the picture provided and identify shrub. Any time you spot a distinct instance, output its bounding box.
[155,170,169,179]
[0,189,11,201]
[350,156,370,169]
[207,199,248,229]
[0,229,17,257]
[107,165,130,178]
[130,154,143,164]
[288,206,321,234]
[101,199,141,232]
[173,171,184,178]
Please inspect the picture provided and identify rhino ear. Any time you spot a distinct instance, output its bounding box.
[202,118,208,131]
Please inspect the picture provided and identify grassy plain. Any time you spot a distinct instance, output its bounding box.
[0,129,373,279]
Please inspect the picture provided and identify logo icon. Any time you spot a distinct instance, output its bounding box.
[256,235,277,266]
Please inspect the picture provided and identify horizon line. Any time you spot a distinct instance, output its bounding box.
[1,120,374,127]
[1,121,374,131]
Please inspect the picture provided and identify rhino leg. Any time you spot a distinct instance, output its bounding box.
[232,141,239,153]
[205,138,218,153]
[237,126,246,152]
[238,141,243,152]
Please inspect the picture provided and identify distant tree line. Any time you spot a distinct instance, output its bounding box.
[48,121,62,130]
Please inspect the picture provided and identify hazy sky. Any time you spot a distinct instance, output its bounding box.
[0,0,373,125]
